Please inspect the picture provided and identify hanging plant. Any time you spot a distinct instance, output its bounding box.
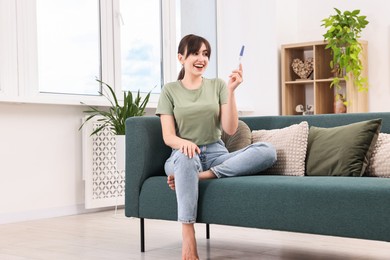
[321,8,369,92]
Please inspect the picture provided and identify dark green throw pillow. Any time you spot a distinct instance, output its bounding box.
[306,118,382,176]
[221,120,252,152]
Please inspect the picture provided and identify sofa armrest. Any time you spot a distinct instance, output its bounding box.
[125,116,171,217]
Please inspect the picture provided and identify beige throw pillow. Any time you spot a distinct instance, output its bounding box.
[367,133,390,177]
[252,121,309,176]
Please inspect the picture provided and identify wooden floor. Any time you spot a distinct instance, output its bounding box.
[1,209,390,260]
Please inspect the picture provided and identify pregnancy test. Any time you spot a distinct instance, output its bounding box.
[238,45,245,67]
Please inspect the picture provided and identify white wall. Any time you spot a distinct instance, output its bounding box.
[217,0,279,115]
[0,103,86,223]
[277,0,390,112]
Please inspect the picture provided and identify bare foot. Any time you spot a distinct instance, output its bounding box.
[167,175,175,190]
[168,170,215,191]
[182,224,199,260]
[199,170,217,180]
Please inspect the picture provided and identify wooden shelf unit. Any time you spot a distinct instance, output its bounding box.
[281,41,368,115]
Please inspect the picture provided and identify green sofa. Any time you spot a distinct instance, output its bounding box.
[125,112,390,252]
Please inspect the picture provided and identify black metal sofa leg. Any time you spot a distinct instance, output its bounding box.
[140,218,145,252]
[206,223,210,239]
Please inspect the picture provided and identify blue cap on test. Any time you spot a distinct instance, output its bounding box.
[239,45,245,57]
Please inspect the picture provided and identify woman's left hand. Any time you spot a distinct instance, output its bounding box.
[227,63,243,91]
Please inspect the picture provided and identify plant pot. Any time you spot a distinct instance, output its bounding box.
[334,94,347,114]
[115,135,125,171]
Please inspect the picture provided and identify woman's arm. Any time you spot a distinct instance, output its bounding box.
[220,64,243,135]
[160,114,200,158]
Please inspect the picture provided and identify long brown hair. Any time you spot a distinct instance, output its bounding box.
[177,34,211,80]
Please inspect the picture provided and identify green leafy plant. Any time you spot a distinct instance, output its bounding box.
[79,79,152,136]
[321,8,369,92]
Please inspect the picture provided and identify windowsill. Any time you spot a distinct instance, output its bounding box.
[0,93,159,108]
[0,94,252,113]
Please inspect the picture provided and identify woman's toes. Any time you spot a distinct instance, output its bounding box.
[167,175,175,190]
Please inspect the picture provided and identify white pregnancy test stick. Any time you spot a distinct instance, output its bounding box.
[238,45,245,67]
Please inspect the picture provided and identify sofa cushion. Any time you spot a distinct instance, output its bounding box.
[367,133,390,177]
[306,118,382,176]
[251,121,309,176]
[195,175,390,241]
[221,120,252,152]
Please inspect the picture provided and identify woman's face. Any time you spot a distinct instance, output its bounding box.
[179,43,209,78]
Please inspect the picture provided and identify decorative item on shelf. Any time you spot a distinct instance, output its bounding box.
[322,8,369,92]
[334,93,347,113]
[291,57,314,80]
[296,104,314,115]
[79,78,153,171]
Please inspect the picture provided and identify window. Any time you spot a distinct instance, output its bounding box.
[35,0,163,96]
[37,0,163,95]
[118,0,162,94]
[36,0,101,95]
[0,0,178,104]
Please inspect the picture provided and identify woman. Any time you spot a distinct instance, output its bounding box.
[156,34,276,260]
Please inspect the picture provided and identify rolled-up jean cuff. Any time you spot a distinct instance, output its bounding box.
[178,218,196,224]
[210,167,221,178]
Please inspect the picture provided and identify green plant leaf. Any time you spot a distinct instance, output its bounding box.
[352,10,360,15]
[322,7,369,96]
[79,79,154,136]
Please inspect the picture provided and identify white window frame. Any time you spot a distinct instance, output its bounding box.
[0,0,177,107]
[0,0,18,97]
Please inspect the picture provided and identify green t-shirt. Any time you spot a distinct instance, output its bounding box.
[156,78,228,145]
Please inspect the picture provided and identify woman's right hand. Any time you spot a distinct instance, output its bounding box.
[179,140,200,159]
[160,115,200,158]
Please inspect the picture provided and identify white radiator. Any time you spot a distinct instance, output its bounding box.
[81,118,125,209]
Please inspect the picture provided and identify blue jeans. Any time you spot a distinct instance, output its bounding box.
[164,140,277,223]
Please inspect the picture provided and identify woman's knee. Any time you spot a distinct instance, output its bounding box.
[173,152,202,173]
[252,142,277,163]
[174,151,198,163]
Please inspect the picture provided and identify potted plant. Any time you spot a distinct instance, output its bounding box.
[79,78,152,170]
[321,8,369,97]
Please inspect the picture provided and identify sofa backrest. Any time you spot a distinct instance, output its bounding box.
[240,112,390,134]
[125,112,390,218]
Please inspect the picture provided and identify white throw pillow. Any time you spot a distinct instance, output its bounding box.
[367,133,390,177]
[252,121,309,176]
